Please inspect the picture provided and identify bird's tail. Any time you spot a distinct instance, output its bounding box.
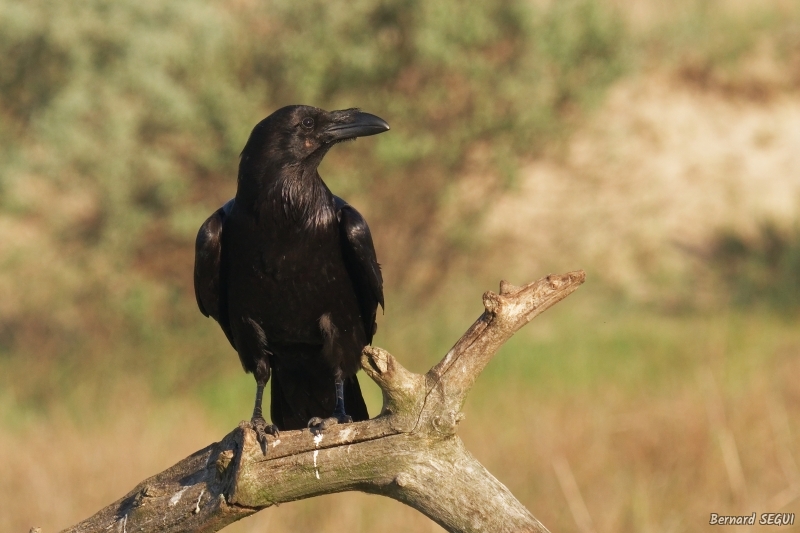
[343,374,369,421]
[269,346,369,431]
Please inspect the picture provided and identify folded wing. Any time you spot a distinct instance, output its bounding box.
[194,198,235,347]
[335,196,384,345]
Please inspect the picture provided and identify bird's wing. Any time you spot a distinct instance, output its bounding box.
[194,198,236,345]
[334,196,384,344]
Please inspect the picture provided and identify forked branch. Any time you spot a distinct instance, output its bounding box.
[58,270,585,533]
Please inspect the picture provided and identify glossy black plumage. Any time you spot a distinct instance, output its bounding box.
[194,105,387,433]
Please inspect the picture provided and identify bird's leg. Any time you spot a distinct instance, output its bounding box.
[308,373,352,432]
[250,358,279,453]
[331,378,353,423]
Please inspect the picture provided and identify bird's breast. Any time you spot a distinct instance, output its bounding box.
[224,216,359,345]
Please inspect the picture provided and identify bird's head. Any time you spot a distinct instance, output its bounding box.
[240,105,390,179]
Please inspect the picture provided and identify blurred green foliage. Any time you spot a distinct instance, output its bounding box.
[708,223,800,312]
[2,0,798,410]
[642,0,800,97]
[0,0,628,374]
[3,5,800,530]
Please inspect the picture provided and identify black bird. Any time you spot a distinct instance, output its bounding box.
[194,105,388,445]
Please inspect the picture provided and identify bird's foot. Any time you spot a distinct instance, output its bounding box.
[250,416,279,452]
[307,413,352,433]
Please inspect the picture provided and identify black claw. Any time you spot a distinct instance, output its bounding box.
[307,413,352,433]
[307,416,337,432]
[307,416,323,428]
[250,416,278,454]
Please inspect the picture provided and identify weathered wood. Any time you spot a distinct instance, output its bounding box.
[57,271,585,533]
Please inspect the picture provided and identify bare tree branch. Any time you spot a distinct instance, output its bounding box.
[58,270,585,533]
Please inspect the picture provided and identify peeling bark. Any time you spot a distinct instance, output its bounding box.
[57,271,585,533]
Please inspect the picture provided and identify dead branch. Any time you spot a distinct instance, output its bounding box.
[57,270,585,533]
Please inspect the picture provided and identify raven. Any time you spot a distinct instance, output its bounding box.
[194,106,388,444]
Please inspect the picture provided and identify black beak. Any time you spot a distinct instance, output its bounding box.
[324,111,390,143]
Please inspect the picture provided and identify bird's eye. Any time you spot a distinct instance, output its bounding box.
[301,117,315,129]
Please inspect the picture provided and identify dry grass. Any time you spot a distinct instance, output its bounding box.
[3,303,799,533]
